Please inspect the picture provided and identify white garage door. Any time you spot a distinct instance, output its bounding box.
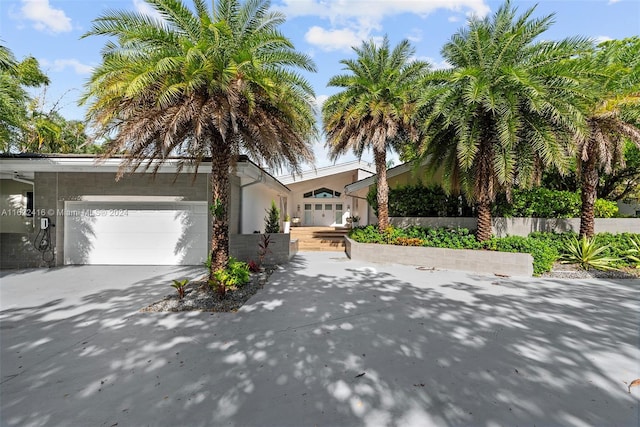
[64,201,208,265]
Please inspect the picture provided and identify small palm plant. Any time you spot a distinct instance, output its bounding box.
[626,235,640,268]
[561,236,618,271]
[171,279,189,300]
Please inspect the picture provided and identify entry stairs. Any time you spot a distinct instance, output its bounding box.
[290,226,349,252]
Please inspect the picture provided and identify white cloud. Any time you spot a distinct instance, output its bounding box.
[594,35,613,44]
[276,0,489,52]
[305,26,365,52]
[448,15,461,22]
[132,0,165,22]
[314,94,329,108]
[20,0,72,33]
[276,0,490,22]
[41,58,93,75]
[608,0,621,4]
[407,29,422,43]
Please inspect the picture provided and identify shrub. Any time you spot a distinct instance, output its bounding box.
[367,184,471,217]
[264,200,280,233]
[593,199,619,218]
[592,232,640,268]
[493,187,618,218]
[210,257,250,297]
[626,236,640,268]
[560,236,619,271]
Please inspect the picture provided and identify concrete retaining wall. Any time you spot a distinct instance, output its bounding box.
[345,236,534,277]
[229,233,291,265]
[390,217,639,237]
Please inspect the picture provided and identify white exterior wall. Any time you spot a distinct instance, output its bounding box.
[241,184,282,234]
[0,180,34,233]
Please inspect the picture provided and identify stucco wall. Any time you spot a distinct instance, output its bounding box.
[229,233,291,265]
[345,236,534,276]
[241,184,281,234]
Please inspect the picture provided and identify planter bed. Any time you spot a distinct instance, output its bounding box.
[344,236,534,277]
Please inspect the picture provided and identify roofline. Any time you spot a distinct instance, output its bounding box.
[0,154,290,193]
[344,159,425,194]
[276,159,376,184]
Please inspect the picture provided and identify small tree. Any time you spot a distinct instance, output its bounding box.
[265,200,280,233]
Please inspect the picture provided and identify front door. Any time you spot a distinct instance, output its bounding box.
[303,203,344,226]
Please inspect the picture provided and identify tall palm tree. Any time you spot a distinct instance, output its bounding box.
[81,0,317,277]
[323,36,429,231]
[418,1,592,241]
[576,37,640,238]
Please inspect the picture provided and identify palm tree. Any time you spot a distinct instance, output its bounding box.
[81,0,317,277]
[576,37,640,238]
[418,1,592,241]
[323,36,429,231]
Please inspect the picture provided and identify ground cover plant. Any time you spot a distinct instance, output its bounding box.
[349,225,640,276]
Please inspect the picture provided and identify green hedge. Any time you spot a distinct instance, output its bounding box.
[493,187,618,218]
[367,184,472,217]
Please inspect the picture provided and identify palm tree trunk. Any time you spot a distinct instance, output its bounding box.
[579,155,598,238]
[209,139,231,281]
[374,148,389,232]
[476,201,492,242]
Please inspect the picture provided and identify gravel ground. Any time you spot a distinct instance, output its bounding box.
[141,267,277,313]
[541,262,640,280]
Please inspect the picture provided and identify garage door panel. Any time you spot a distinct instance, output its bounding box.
[64,201,207,265]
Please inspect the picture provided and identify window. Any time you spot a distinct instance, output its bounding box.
[26,191,34,218]
[325,204,333,211]
[303,187,342,198]
[315,204,322,210]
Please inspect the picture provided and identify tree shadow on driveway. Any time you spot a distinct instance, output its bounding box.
[1,256,638,426]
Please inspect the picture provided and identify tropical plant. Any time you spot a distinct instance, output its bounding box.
[257,233,271,266]
[323,36,429,232]
[626,235,640,268]
[0,44,49,151]
[417,1,592,241]
[81,0,317,280]
[560,235,618,271]
[210,257,250,297]
[264,200,280,233]
[171,279,189,300]
[574,37,640,237]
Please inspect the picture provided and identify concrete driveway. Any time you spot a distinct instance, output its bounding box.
[1,253,639,427]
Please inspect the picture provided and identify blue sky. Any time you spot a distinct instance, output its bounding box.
[2,0,639,166]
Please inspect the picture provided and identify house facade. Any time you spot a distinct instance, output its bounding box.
[276,161,376,227]
[0,155,289,268]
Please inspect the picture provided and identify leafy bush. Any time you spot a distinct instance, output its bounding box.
[493,187,618,218]
[593,199,619,218]
[560,236,618,271]
[592,232,640,267]
[210,257,250,297]
[367,184,472,217]
[626,235,640,268]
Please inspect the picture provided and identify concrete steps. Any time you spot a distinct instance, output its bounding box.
[290,227,349,252]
